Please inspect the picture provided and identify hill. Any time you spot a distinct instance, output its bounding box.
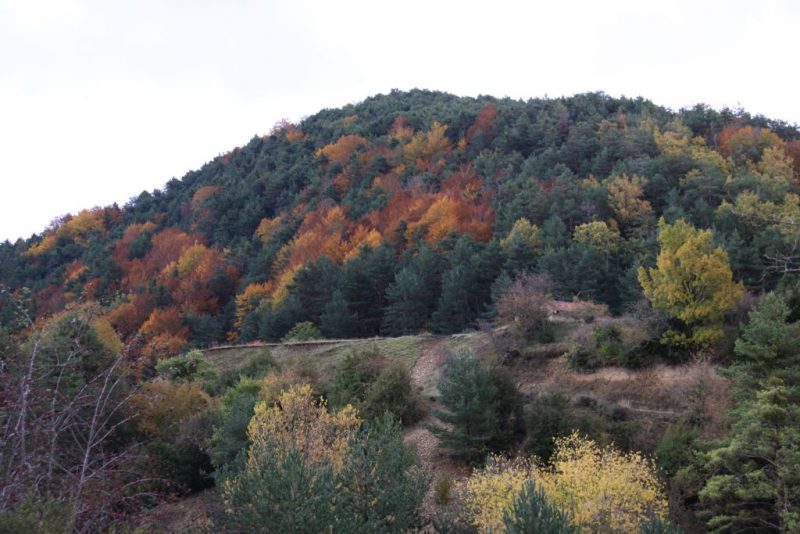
[2,89,799,358]
[3,90,800,532]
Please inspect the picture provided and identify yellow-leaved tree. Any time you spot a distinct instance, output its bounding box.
[459,434,668,533]
[500,218,542,272]
[638,218,743,352]
[536,433,668,533]
[605,174,654,236]
[462,456,536,532]
[246,383,361,472]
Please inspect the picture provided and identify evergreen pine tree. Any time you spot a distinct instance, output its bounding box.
[430,350,523,463]
[503,481,578,534]
[382,267,429,335]
[698,380,800,533]
[320,289,358,339]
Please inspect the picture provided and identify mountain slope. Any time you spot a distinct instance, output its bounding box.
[1,89,799,362]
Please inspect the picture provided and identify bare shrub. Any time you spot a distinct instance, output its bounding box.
[495,273,554,344]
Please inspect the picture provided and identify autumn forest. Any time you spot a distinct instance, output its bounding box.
[2,89,800,532]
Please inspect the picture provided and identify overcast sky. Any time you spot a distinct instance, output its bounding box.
[1,0,798,242]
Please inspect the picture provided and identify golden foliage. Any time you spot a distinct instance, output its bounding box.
[270,264,301,305]
[389,116,413,141]
[26,234,58,257]
[403,121,451,163]
[234,282,271,335]
[500,218,541,252]
[247,384,361,473]
[91,317,122,355]
[460,434,668,533]
[573,220,622,253]
[606,174,654,231]
[754,146,794,201]
[26,208,106,256]
[175,243,208,278]
[316,134,368,164]
[729,190,800,244]
[536,432,668,533]
[143,333,188,361]
[63,209,106,242]
[255,215,284,243]
[64,260,89,284]
[718,124,783,162]
[462,456,536,533]
[638,218,743,351]
[131,380,213,438]
[260,369,306,406]
[140,306,189,340]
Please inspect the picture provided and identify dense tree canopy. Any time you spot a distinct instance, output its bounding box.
[1,89,798,353]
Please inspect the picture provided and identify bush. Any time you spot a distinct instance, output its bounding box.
[361,362,425,426]
[146,439,214,493]
[155,349,217,386]
[495,273,554,344]
[462,455,536,532]
[208,350,275,394]
[209,378,262,468]
[130,380,216,492]
[536,433,668,533]
[260,368,311,406]
[282,321,322,342]
[130,380,213,439]
[220,445,338,533]
[655,424,698,477]
[565,343,599,371]
[524,393,573,461]
[0,495,71,534]
[567,324,642,371]
[594,325,623,361]
[327,347,385,409]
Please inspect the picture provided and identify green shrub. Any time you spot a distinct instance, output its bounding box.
[146,439,214,493]
[595,325,623,361]
[327,347,385,409]
[208,351,275,394]
[524,393,572,461]
[565,343,599,371]
[220,445,338,533]
[361,362,425,426]
[0,495,71,534]
[209,378,261,468]
[282,321,322,342]
[155,349,217,386]
[655,423,698,477]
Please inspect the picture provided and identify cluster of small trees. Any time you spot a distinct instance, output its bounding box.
[0,304,159,531]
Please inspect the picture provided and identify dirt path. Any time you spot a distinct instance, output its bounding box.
[410,341,446,393]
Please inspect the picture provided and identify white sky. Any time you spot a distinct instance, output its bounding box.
[1,0,798,242]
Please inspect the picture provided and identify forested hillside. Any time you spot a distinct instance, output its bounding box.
[3,90,800,532]
[2,89,799,355]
